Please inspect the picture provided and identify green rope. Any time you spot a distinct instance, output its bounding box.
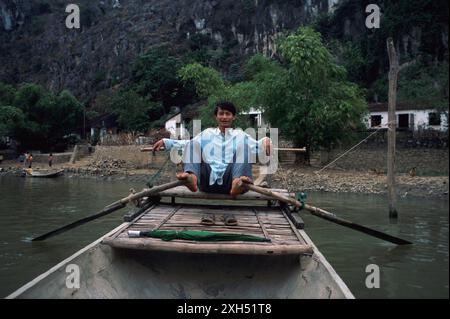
[295,192,307,211]
[136,229,271,242]
[146,153,171,188]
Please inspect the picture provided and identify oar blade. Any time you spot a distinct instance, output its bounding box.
[243,182,413,246]
[312,212,412,245]
[31,202,126,241]
[30,180,186,242]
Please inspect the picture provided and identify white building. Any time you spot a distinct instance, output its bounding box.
[164,104,200,139]
[165,112,187,139]
[241,107,269,128]
[366,102,448,131]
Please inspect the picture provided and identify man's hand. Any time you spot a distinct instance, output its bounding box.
[152,139,165,151]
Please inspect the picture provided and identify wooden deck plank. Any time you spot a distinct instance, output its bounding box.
[102,237,313,255]
[114,232,301,244]
[140,221,294,229]
[158,187,294,200]
[139,213,289,221]
[158,224,295,235]
[103,201,310,255]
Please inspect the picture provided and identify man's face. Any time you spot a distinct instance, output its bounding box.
[215,107,236,129]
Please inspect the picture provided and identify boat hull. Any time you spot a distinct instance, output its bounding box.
[24,169,64,178]
[7,225,354,299]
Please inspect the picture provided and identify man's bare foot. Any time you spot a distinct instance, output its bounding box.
[176,172,198,192]
[230,176,253,197]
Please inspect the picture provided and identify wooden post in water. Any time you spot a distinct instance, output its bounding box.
[387,37,398,219]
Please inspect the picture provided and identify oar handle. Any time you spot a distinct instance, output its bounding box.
[239,181,309,209]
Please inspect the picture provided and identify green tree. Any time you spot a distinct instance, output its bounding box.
[0,106,25,138]
[178,63,253,130]
[106,90,163,133]
[131,48,182,112]
[0,83,16,106]
[12,84,83,151]
[178,62,226,99]
[314,0,449,92]
[53,90,84,141]
[369,61,449,107]
[252,27,367,161]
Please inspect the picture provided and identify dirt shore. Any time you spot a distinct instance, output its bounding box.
[271,165,448,199]
[1,159,448,199]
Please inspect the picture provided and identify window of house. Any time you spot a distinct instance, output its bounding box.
[249,114,258,127]
[428,112,441,126]
[398,114,409,129]
[370,115,382,127]
[175,123,182,139]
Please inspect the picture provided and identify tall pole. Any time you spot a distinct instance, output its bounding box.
[83,104,86,140]
[387,37,398,219]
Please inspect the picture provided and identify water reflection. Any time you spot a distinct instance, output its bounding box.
[304,192,449,299]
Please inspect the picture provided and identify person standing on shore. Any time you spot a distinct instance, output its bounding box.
[23,152,28,167]
[48,153,53,167]
[28,153,33,168]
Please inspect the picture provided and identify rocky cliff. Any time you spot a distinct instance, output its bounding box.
[0,0,337,102]
[1,0,447,105]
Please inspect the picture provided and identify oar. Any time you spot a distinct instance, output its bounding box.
[31,180,186,241]
[239,181,412,245]
[140,147,307,152]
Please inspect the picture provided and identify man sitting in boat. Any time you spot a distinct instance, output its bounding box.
[153,101,272,199]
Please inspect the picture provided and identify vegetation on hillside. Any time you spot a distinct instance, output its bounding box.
[0,83,83,151]
[314,0,449,106]
[1,0,447,153]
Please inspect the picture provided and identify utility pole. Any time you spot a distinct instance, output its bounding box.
[83,104,86,141]
[387,37,398,219]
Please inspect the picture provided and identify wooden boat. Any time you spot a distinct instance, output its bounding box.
[24,168,64,178]
[7,187,354,299]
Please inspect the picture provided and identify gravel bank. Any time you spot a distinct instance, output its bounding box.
[1,162,448,199]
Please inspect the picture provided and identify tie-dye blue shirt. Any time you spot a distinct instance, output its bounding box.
[163,128,266,185]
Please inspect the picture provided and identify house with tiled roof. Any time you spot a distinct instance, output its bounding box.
[366,102,448,131]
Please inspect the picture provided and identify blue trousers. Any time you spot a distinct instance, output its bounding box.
[182,141,253,194]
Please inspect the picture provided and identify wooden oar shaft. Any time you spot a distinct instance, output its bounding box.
[241,182,412,245]
[32,180,187,241]
[140,147,306,152]
[275,147,306,152]
[31,202,126,241]
[106,180,186,208]
[140,147,165,152]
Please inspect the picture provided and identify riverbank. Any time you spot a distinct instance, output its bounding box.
[271,165,448,199]
[1,160,448,199]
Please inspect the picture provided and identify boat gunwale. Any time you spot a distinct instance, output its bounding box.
[102,237,314,255]
[5,222,129,299]
[298,229,355,299]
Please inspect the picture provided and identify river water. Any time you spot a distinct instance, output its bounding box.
[0,175,448,298]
